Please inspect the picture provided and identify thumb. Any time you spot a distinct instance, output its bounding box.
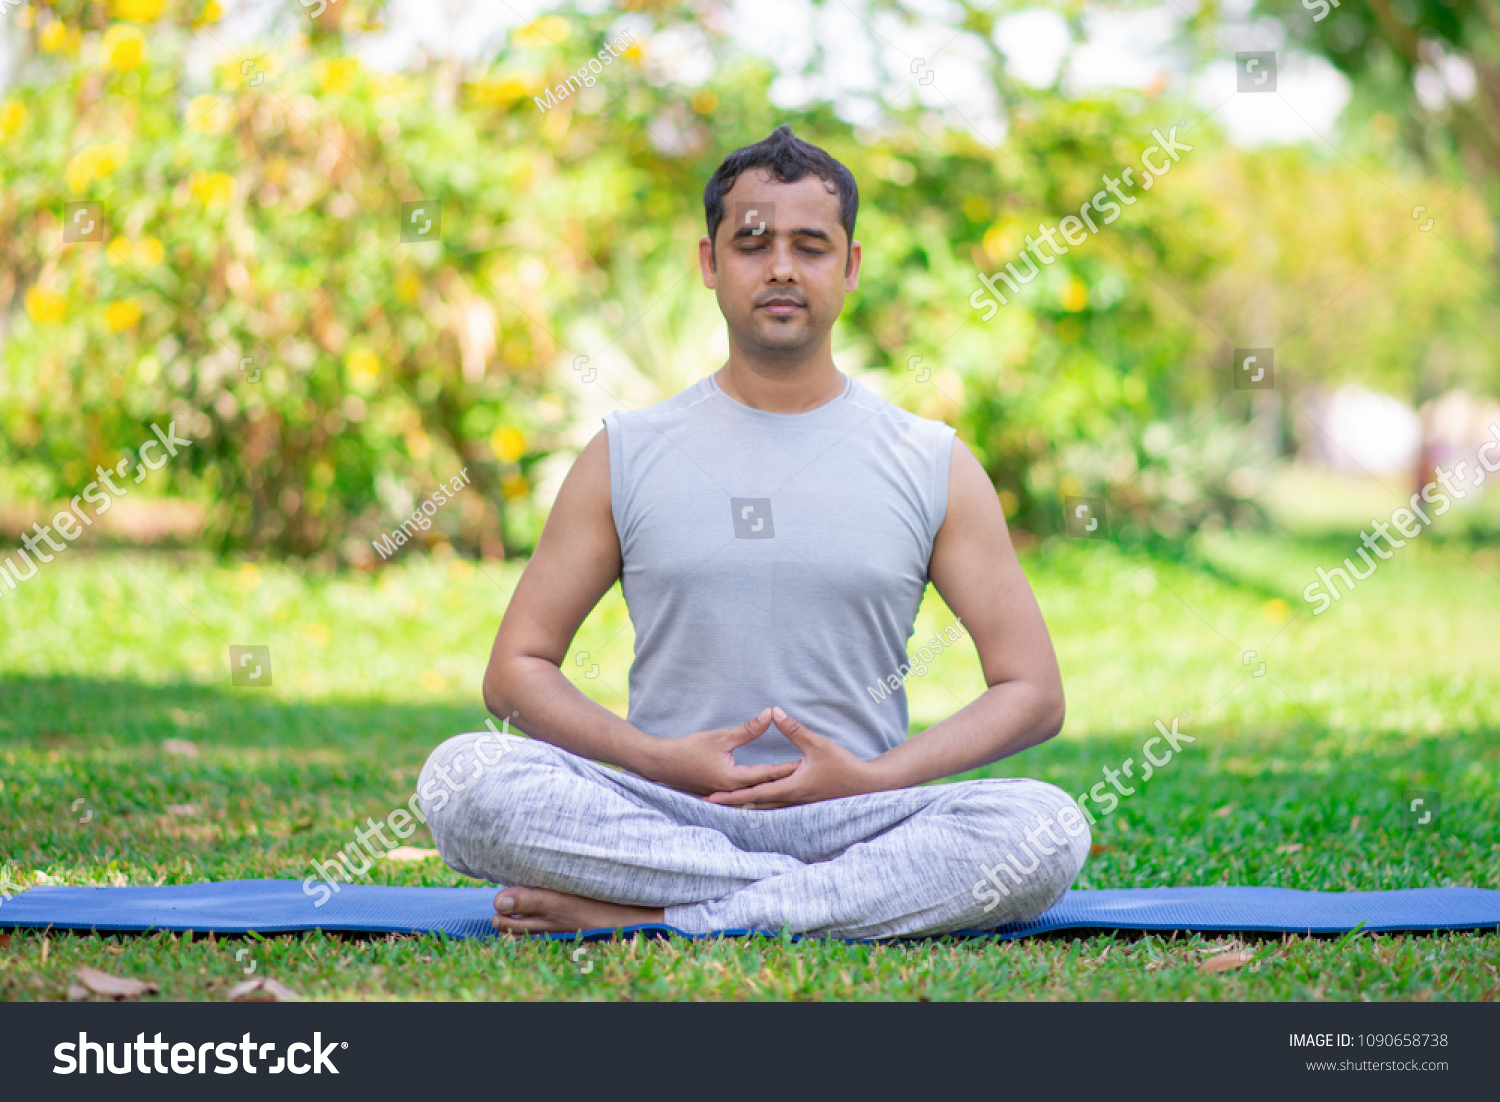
[771,707,820,752]
[723,707,775,748]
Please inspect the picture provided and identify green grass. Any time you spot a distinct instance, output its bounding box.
[1,533,1498,1001]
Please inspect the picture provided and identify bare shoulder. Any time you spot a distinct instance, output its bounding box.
[937,436,1012,548]
[546,426,613,533]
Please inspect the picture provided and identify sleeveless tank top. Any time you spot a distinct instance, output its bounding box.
[601,370,957,765]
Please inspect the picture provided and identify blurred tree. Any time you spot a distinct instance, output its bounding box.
[0,0,1494,561]
[1251,0,1499,211]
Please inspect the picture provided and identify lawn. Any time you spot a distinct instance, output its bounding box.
[1,528,1498,1001]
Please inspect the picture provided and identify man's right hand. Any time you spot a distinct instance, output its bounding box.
[634,708,800,796]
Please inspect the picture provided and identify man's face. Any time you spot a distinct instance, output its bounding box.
[699,172,861,357]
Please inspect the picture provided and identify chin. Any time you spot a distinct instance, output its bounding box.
[748,321,813,346]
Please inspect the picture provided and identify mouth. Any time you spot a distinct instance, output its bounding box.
[758,299,805,316]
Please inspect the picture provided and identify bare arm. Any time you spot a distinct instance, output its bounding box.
[482,427,797,794]
[707,436,1064,807]
[864,435,1065,788]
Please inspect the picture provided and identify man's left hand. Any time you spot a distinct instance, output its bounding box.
[703,707,879,808]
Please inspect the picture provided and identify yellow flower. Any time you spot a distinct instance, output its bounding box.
[106,235,166,267]
[467,75,535,108]
[691,90,718,114]
[105,299,143,331]
[512,15,569,49]
[65,140,129,193]
[110,0,165,21]
[501,474,530,500]
[40,20,69,53]
[0,100,25,141]
[490,427,527,463]
[345,347,381,390]
[189,169,234,207]
[25,287,68,324]
[217,54,278,90]
[620,41,644,62]
[135,235,165,265]
[370,73,407,100]
[982,221,1020,261]
[396,271,422,302]
[1060,276,1089,313]
[101,24,147,70]
[186,94,235,134]
[316,56,361,95]
[199,0,224,24]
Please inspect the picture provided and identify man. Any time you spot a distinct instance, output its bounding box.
[419,125,1090,939]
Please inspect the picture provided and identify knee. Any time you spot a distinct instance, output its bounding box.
[961,778,1091,912]
[1020,785,1092,881]
[416,731,556,856]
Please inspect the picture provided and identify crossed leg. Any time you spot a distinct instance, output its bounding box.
[418,732,1090,940]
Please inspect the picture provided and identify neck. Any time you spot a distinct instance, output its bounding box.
[716,337,844,414]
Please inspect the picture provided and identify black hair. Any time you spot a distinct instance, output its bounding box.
[703,124,859,272]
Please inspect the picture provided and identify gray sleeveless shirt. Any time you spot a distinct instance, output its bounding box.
[601,370,958,766]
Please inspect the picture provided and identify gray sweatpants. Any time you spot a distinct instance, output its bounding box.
[418,732,1091,939]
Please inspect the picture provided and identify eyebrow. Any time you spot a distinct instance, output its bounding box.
[730,224,835,243]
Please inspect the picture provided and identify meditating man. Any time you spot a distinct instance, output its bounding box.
[419,125,1091,938]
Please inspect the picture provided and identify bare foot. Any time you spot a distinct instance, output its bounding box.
[492,886,665,935]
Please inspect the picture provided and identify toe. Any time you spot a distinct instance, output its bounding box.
[494,886,536,915]
[491,911,555,934]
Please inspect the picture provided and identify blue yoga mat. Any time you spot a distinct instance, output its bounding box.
[4,880,1498,941]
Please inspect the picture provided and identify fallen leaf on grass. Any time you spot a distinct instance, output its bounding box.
[1089,844,1112,856]
[67,984,91,1002]
[0,934,10,949]
[1200,950,1256,973]
[77,966,159,999]
[162,738,199,757]
[382,846,441,862]
[228,978,301,1002]
[1213,804,1237,818]
[166,804,200,817]
[1276,842,1304,854]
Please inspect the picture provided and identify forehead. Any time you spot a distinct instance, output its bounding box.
[718,171,844,237]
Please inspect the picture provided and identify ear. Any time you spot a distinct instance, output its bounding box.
[699,235,717,288]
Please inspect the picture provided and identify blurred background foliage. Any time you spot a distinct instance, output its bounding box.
[0,0,1496,562]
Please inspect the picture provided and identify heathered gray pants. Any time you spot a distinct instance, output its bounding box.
[418,732,1091,939]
